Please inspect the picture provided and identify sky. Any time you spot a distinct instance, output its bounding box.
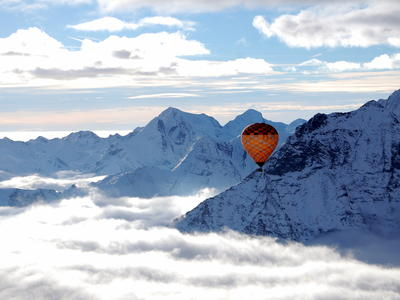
[0,174,399,300]
[1,0,400,131]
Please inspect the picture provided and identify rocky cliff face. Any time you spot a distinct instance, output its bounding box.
[176,90,400,241]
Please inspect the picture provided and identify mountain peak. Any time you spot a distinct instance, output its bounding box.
[222,109,264,138]
[386,89,400,116]
[242,109,263,117]
[235,109,264,122]
[295,113,328,137]
[63,131,99,141]
[158,107,185,119]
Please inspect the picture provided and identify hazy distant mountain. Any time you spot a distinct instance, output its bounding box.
[176,90,400,241]
[222,108,304,147]
[0,184,83,207]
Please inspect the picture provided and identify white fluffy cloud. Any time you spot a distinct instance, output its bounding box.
[0,174,399,300]
[0,27,274,89]
[253,1,400,48]
[364,53,400,70]
[68,16,194,32]
[296,53,400,74]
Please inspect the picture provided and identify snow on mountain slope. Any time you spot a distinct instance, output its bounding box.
[170,137,243,195]
[176,90,400,241]
[0,108,223,176]
[92,108,225,175]
[94,136,250,198]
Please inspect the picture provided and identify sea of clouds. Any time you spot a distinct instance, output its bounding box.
[0,174,399,300]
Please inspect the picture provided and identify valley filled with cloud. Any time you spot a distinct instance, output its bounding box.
[1,174,399,300]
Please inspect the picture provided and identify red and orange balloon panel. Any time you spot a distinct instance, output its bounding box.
[241,123,279,168]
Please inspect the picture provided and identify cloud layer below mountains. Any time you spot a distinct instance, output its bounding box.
[1,175,399,299]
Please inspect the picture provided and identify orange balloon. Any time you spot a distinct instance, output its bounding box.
[241,123,279,168]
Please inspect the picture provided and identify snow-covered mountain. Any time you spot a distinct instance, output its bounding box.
[0,107,303,201]
[0,108,222,176]
[176,90,400,241]
[94,110,305,197]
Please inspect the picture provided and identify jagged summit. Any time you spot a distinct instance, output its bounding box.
[385,89,400,115]
[288,118,307,133]
[158,107,185,119]
[158,107,220,125]
[63,130,100,141]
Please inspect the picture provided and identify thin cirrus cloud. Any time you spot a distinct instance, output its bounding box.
[95,0,363,14]
[0,174,399,300]
[128,93,200,99]
[68,16,195,32]
[1,0,372,13]
[253,1,400,48]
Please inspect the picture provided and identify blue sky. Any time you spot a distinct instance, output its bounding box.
[0,0,399,130]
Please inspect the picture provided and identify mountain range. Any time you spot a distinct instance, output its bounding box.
[0,108,304,202]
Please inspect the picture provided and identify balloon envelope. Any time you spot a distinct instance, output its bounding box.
[241,123,279,167]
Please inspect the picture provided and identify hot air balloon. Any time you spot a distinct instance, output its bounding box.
[241,123,279,171]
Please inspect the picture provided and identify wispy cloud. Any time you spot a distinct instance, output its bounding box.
[68,16,195,32]
[128,93,200,99]
[0,0,92,12]
[94,0,370,14]
[0,106,167,130]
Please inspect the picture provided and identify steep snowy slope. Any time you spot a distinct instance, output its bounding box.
[176,90,400,241]
[94,135,255,197]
